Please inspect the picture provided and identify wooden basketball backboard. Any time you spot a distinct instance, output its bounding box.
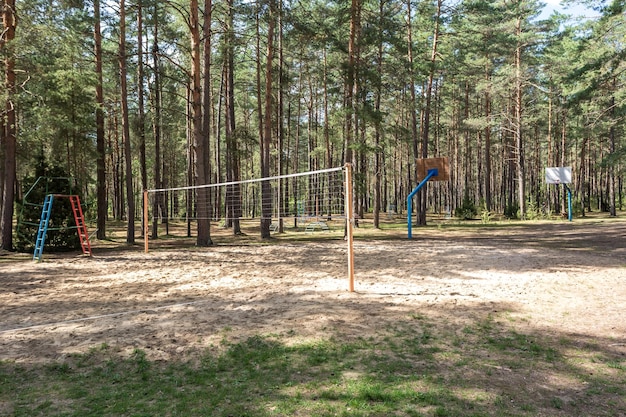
[416,157,450,182]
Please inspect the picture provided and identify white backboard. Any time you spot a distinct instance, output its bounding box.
[545,167,572,184]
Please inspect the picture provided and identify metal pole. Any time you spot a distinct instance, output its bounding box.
[565,185,573,222]
[407,169,437,239]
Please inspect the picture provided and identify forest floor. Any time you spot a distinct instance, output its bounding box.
[1,213,625,416]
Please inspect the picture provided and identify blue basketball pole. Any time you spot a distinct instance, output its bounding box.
[564,184,573,222]
[407,168,438,239]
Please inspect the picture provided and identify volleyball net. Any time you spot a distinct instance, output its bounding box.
[143,164,355,290]
[144,165,345,231]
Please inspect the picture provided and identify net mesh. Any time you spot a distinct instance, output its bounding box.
[146,167,346,234]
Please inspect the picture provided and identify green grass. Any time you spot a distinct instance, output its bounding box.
[1,313,625,417]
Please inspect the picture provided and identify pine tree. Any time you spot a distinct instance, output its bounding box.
[1,0,17,251]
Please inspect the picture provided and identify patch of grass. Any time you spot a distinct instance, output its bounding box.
[1,313,625,416]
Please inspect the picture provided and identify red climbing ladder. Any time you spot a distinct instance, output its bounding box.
[69,195,92,256]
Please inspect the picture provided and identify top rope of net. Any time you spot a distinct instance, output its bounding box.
[146,166,345,194]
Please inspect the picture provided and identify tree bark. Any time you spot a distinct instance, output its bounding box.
[277,0,286,229]
[344,0,361,235]
[609,89,616,217]
[1,0,17,251]
[373,0,384,229]
[345,0,360,166]
[151,3,162,239]
[137,0,148,238]
[323,50,332,220]
[0,113,4,229]
[484,71,492,212]
[260,0,276,239]
[255,2,263,160]
[94,0,107,241]
[119,0,135,243]
[202,0,213,226]
[418,0,442,226]
[224,0,241,234]
[203,0,212,152]
[190,0,212,246]
[406,0,417,188]
[514,15,525,219]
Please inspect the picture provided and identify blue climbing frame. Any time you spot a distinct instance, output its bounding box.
[33,194,92,261]
[33,194,55,261]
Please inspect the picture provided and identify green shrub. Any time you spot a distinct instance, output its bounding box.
[455,194,477,220]
[525,200,543,220]
[504,203,519,220]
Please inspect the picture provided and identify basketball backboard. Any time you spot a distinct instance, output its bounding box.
[545,167,572,184]
[416,157,450,182]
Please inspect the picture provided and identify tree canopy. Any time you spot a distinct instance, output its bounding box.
[1,0,624,249]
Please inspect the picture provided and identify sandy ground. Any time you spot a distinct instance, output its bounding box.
[1,219,625,364]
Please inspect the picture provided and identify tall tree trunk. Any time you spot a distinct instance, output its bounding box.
[0,0,3,222]
[137,0,148,238]
[463,82,471,193]
[0,112,4,228]
[323,50,333,220]
[547,89,554,212]
[1,0,17,251]
[345,0,360,166]
[293,66,303,226]
[186,88,194,236]
[110,112,122,220]
[578,137,588,216]
[277,0,286,229]
[203,0,212,153]
[260,0,276,239]
[418,0,442,226]
[345,0,360,235]
[255,1,263,155]
[514,15,525,219]
[560,113,567,214]
[373,0,384,229]
[484,70,492,212]
[119,0,135,243]
[190,0,212,246]
[608,79,616,217]
[224,0,241,234]
[406,0,417,189]
[215,61,225,220]
[203,0,213,224]
[94,0,107,241]
[151,3,162,238]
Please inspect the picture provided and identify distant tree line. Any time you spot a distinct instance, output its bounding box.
[1,0,625,250]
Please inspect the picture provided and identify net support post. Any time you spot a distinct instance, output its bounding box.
[407,168,438,239]
[344,163,355,292]
[144,190,149,253]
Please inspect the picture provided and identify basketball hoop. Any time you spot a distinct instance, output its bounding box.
[545,167,573,222]
[416,157,450,182]
[545,167,571,185]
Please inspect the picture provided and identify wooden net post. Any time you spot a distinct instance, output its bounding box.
[345,163,355,292]
[144,190,149,253]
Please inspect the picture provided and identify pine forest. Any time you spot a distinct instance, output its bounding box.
[1,0,625,250]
